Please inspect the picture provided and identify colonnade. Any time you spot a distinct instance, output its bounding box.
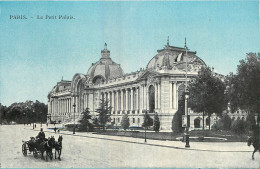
[48,81,182,123]
[100,83,162,114]
[50,97,72,121]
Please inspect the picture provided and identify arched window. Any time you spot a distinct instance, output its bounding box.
[194,118,201,128]
[206,117,210,126]
[149,85,155,113]
[93,75,105,85]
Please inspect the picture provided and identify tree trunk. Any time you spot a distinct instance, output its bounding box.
[202,111,205,132]
[208,114,211,131]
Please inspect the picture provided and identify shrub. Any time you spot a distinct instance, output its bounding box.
[153,113,160,132]
[121,114,130,130]
[231,120,247,134]
[246,113,256,131]
[215,114,232,130]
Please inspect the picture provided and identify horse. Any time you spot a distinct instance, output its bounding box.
[54,135,63,160]
[247,136,260,160]
[38,136,56,161]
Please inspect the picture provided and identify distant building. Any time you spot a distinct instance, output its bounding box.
[47,39,242,130]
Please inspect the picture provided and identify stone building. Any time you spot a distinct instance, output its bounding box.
[48,39,209,130]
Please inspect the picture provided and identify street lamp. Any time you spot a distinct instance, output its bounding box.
[184,92,190,148]
[73,102,76,134]
[33,109,35,129]
[184,37,190,148]
[40,112,42,127]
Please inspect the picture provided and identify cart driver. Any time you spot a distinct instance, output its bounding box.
[36,128,46,143]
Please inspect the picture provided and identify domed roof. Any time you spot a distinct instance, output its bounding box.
[147,39,206,70]
[87,43,124,84]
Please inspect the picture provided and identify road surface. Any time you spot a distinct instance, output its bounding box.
[0,125,259,168]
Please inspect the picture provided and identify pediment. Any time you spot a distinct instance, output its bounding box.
[137,69,159,80]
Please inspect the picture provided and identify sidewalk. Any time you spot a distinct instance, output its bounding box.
[30,124,253,153]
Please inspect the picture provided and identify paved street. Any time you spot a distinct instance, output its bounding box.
[0,124,259,168]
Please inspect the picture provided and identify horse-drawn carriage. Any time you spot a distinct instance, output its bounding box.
[22,135,62,161]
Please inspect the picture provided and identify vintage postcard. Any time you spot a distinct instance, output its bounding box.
[0,0,259,168]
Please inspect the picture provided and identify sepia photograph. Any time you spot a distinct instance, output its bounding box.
[0,0,259,168]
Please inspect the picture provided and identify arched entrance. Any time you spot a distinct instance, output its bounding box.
[206,117,210,126]
[149,85,155,113]
[194,118,201,128]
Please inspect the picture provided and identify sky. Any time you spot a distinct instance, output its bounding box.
[0,1,259,106]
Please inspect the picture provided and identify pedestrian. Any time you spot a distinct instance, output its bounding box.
[46,123,48,127]
[54,127,57,133]
[35,124,36,128]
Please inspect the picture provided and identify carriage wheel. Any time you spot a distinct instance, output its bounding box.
[33,148,38,158]
[22,143,27,156]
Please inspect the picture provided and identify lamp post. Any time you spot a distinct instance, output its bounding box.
[184,92,190,148]
[184,38,190,148]
[32,109,35,129]
[73,102,76,134]
[40,112,42,127]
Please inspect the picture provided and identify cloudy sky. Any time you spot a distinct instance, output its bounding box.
[0,1,259,106]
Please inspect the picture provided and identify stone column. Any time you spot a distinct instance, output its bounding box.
[111,91,114,112]
[121,89,124,111]
[170,82,173,109]
[116,90,119,111]
[173,82,177,109]
[136,87,139,111]
[158,83,161,109]
[131,88,134,111]
[146,86,149,111]
[125,89,128,111]
[155,84,158,109]
[140,85,143,111]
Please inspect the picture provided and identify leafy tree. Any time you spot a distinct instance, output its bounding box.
[0,104,8,125]
[95,98,112,131]
[246,113,256,132]
[79,108,93,131]
[227,53,260,137]
[216,114,232,130]
[231,120,247,134]
[188,66,227,131]
[121,114,130,130]
[142,112,153,128]
[153,112,160,132]
[1,100,47,124]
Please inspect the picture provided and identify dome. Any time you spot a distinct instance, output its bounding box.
[147,41,206,70]
[87,43,124,84]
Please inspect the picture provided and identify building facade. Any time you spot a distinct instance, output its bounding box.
[48,40,210,130]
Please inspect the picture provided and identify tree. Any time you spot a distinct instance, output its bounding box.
[231,119,247,135]
[188,66,227,131]
[246,113,256,132]
[172,94,185,133]
[216,114,232,130]
[121,114,130,130]
[153,112,160,132]
[0,104,8,125]
[79,108,93,131]
[142,111,153,128]
[92,117,100,129]
[227,53,260,137]
[95,98,112,131]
